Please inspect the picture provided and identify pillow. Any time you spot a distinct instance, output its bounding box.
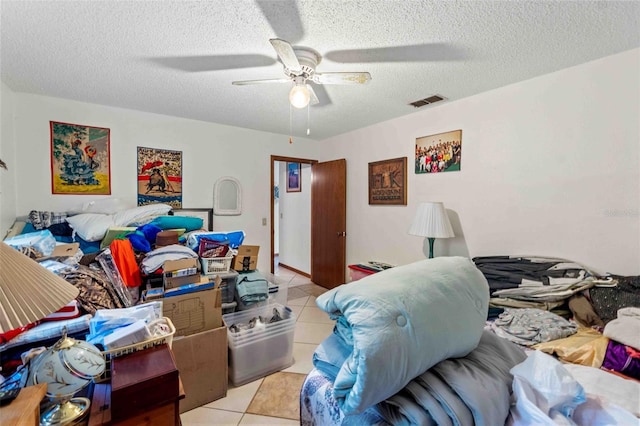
[113,204,171,227]
[66,213,115,242]
[315,257,490,414]
[150,215,203,232]
[82,198,127,215]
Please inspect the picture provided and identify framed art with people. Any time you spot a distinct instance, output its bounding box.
[415,129,462,174]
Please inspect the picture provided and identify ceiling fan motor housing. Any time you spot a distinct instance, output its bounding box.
[285,47,321,80]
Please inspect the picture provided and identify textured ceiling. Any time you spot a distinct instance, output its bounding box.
[1,1,639,141]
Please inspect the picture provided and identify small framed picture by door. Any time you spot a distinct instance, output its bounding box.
[286,162,301,192]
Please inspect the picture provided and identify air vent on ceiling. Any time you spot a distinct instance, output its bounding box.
[409,95,446,108]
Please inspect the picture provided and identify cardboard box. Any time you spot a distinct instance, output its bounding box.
[171,326,228,413]
[233,245,260,272]
[164,258,200,289]
[163,287,222,336]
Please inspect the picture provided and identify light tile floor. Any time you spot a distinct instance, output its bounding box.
[180,266,334,425]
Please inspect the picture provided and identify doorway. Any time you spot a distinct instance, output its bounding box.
[270,156,348,288]
[270,156,317,277]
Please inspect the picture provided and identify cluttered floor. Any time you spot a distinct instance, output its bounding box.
[180,266,334,425]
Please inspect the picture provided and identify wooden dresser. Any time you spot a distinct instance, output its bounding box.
[88,345,184,426]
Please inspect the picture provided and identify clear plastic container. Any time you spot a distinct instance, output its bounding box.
[222,304,296,386]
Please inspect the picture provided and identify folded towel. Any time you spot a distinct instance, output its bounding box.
[236,272,268,304]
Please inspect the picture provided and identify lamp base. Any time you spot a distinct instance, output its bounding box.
[427,238,436,259]
[40,397,90,426]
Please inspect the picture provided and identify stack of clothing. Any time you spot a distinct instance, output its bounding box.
[473,256,598,311]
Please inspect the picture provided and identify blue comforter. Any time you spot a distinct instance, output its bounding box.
[315,257,489,414]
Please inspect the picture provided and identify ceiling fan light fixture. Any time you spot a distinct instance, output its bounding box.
[289,80,310,108]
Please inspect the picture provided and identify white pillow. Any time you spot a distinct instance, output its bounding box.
[82,198,128,215]
[66,213,115,242]
[113,204,172,227]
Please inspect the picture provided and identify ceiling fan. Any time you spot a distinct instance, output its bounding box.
[232,38,371,109]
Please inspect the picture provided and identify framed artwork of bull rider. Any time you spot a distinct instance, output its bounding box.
[137,146,183,208]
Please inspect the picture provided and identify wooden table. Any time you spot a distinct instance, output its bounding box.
[0,383,47,426]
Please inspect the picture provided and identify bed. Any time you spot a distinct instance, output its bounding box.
[300,257,640,425]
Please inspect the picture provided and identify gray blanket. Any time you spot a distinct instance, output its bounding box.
[374,331,526,426]
[313,330,526,425]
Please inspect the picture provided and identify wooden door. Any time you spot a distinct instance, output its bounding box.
[311,159,347,288]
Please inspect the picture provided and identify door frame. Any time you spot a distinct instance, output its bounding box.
[270,155,318,275]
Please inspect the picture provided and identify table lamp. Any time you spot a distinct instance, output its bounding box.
[0,242,102,425]
[408,202,455,258]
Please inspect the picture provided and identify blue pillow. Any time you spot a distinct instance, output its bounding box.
[74,235,101,254]
[150,216,203,232]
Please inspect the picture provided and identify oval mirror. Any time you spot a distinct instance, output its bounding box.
[213,176,242,216]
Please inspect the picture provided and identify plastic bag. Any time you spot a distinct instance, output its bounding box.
[509,351,586,425]
[86,302,162,348]
[4,230,57,258]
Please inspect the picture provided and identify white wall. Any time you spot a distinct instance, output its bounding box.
[321,48,640,276]
[5,94,322,273]
[3,49,638,277]
[278,162,311,273]
[0,82,18,236]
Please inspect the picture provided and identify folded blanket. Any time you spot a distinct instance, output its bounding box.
[603,307,640,350]
[140,244,198,274]
[315,257,489,414]
[236,272,268,304]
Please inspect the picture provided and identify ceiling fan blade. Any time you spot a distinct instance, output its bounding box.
[232,78,291,85]
[312,72,372,85]
[149,55,276,72]
[270,38,302,73]
[324,43,466,63]
[307,85,319,105]
[256,1,304,44]
[307,83,332,107]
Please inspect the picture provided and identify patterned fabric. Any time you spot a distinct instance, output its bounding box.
[300,369,388,426]
[59,264,126,315]
[491,308,578,346]
[590,275,640,324]
[28,210,68,230]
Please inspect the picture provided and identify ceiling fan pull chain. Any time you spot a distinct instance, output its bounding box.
[307,103,310,136]
[289,103,293,144]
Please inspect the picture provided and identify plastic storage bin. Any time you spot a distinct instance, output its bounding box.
[222,303,296,386]
[222,301,237,315]
[212,270,238,303]
[348,264,377,281]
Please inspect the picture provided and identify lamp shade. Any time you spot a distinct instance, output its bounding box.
[0,242,79,333]
[408,202,455,238]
